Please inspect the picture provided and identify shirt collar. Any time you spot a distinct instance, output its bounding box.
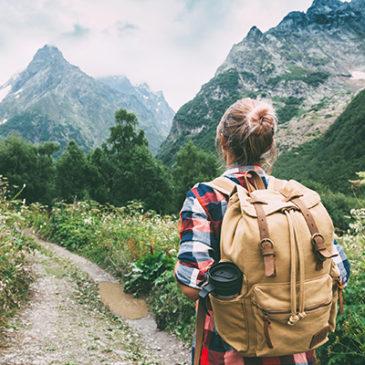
[222,164,266,177]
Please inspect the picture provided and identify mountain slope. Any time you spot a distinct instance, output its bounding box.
[273,88,365,194]
[158,0,365,164]
[98,76,175,153]
[0,46,174,153]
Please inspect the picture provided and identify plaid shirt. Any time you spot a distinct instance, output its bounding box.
[176,165,350,365]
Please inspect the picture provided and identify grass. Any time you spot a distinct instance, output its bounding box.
[0,177,35,338]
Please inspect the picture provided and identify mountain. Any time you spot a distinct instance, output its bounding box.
[158,0,365,164]
[98,76,174,151]
[272,87,365,230]
[0,45,174,154]
[273,87,365,194]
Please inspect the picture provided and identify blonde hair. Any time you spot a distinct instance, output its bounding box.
[216,98,277,171]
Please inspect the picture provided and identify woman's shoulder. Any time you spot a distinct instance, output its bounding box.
[182,181,229,218]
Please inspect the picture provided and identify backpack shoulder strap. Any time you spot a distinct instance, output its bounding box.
[267,176,287,191]
[205,176,237,196]
[206,170,267,196]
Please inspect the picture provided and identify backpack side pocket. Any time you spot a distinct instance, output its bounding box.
[210,294,249,353]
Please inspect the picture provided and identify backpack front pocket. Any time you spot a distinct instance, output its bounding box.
[210,294,248,353]
[252,275,333,357]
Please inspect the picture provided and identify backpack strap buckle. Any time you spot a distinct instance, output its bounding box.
[260,238,275,256]
[259,238,276,277]
[311,233,337,269]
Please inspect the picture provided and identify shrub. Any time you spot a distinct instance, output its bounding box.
[316,208,365,364]
[0,176,34,333]
[124,252,175,297]
[149,270,195,343]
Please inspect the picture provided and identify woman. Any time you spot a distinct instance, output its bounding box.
[175,98,350,365]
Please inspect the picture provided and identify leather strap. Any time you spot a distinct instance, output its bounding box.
[244,169,266,191]
[254,202,276,277]
[282,194,337,270]
[193,299,206,365]
[337,279,344,315]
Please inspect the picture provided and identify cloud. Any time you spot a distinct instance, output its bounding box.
[116,22,139,36]
[62,24,90,38]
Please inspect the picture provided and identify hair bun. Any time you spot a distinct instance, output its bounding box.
[247,101,277,135]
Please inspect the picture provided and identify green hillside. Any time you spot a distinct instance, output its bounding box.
[273,88,365,193]
[157,69,242,164]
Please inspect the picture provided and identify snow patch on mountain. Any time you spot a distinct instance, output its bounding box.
[351,71,365,80]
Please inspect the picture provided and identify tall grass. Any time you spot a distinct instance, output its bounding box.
[0,176,34,334]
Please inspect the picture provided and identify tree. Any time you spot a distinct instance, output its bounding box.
[88,108,174,212]
[0,135,58,204]
[173,140,219,209]
[55,140,89,202]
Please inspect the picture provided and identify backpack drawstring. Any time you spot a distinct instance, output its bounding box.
[292,210,306,320]
[285,209,299,325]
[285,209,306,325]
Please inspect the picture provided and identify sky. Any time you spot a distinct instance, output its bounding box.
[0,0,319,111]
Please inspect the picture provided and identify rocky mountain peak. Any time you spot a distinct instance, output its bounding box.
[246,26,263,41]
[29,44,68,71]
[11,45,72,93]
[34,44,64,60]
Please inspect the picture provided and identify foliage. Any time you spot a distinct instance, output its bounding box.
[24,200,180,279]
[172,140,219,209]
[274,89,365,228]
[88,108,174,213]
[0,112,89,153]
[124,252,175,297]
[0,135,58,204]
[0,176,34,334]
[0,108,176,214]
[149,270,195,343]
[317,208,365,364]
[273,96,304,124]
[268,65,329,87]
[55,140,89,202]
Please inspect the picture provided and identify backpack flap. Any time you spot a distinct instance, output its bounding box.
[238,182,321,218]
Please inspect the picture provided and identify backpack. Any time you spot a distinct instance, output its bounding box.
[194,170,343,363]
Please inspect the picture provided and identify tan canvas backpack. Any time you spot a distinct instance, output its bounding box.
[194,171,343,363]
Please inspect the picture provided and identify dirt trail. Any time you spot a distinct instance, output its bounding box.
[0,232,190,365]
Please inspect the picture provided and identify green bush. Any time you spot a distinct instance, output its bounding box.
[317,208,365,364]
[149,270,195,343]
[268,66,329,87]
[0,176,34,333]
[24,200,180,279]
[124,252,175,297]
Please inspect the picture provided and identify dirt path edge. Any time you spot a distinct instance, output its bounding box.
[24,230,190,364]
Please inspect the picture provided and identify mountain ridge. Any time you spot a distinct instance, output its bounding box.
[158,0,365,164]
[0,45,174,154]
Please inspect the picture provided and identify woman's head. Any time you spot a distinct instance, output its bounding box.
[216,98,277,170]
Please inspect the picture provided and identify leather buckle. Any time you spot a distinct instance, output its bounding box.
[260,238,275,256]
[312,233,325,251]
